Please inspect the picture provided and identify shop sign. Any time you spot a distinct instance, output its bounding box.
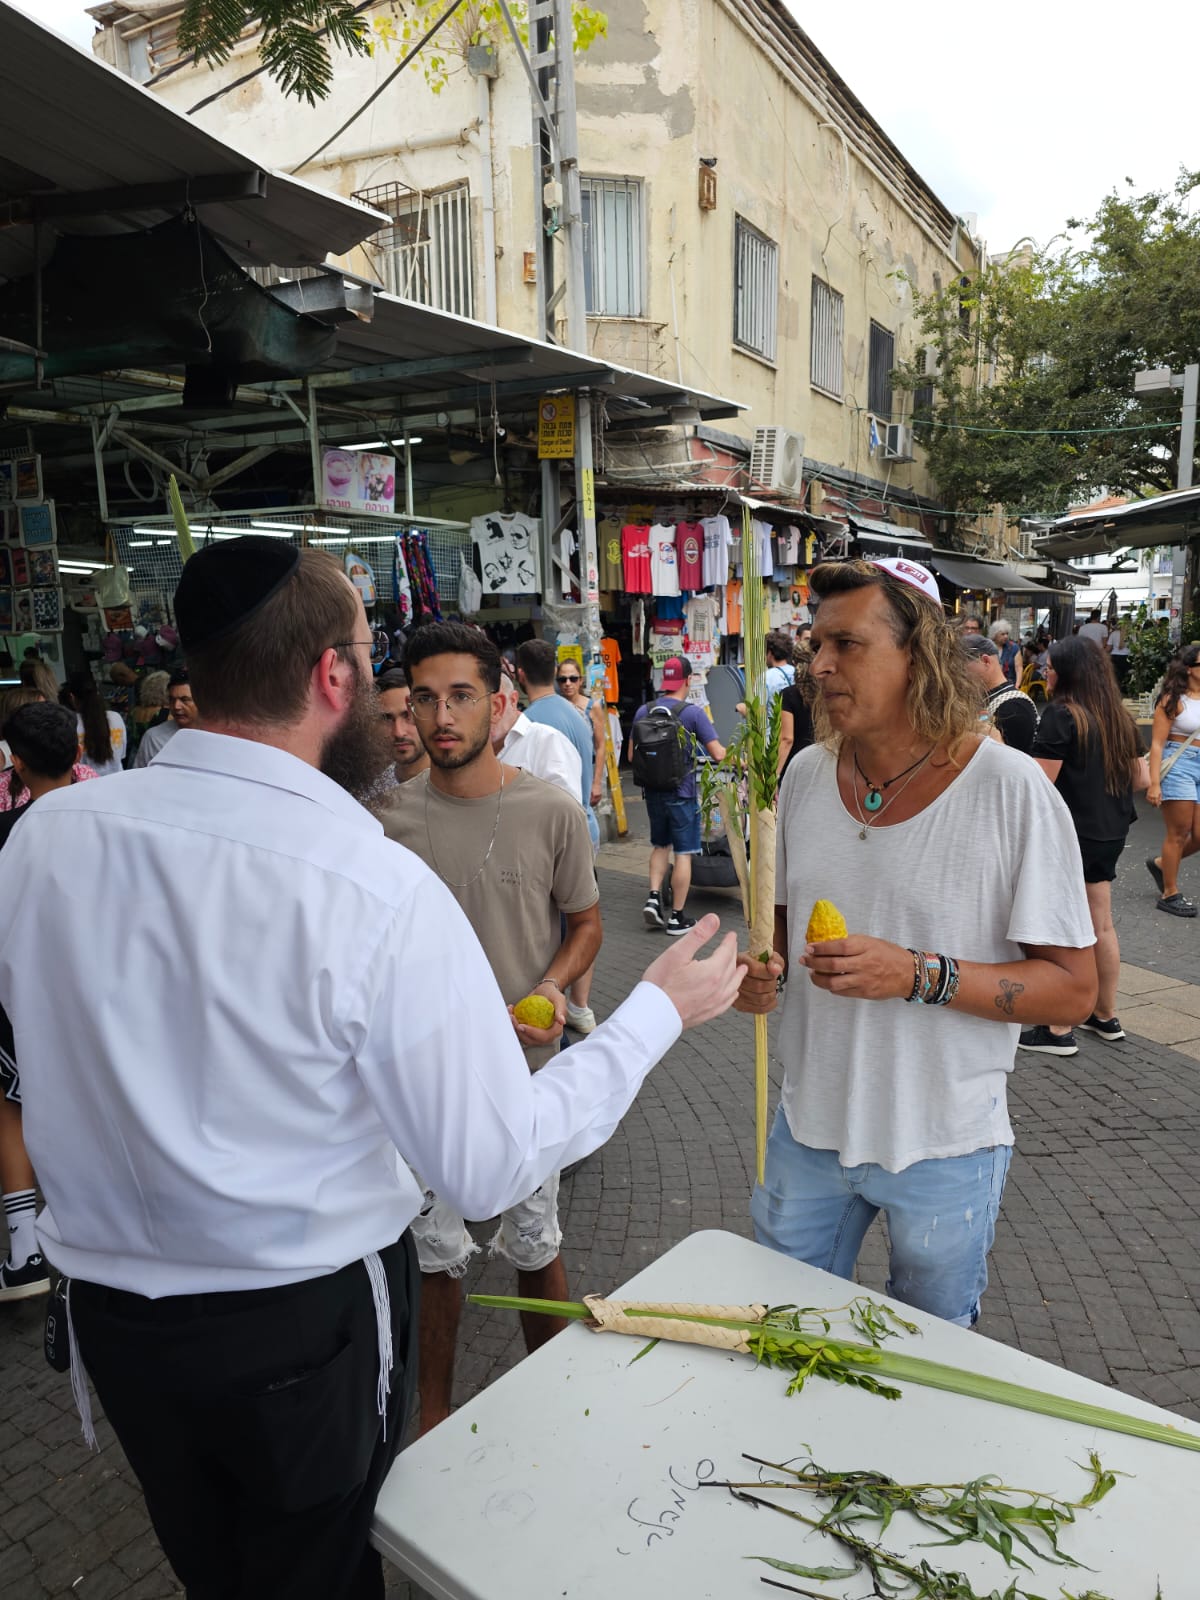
[538,396,576,459]
[321,449,396,515]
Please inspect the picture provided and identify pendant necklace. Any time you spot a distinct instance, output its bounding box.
[849,746,934,839]
[853,748,933,814]
[423,769,506,888]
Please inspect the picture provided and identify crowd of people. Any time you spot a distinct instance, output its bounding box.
[1,543,1198,1597]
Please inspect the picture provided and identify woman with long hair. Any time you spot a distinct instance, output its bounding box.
[1145,641,1200,917]
[61,671,127,779]
[1018,636,1142,1055]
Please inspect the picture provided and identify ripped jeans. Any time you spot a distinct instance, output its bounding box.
[409,1171,563,1278]
[750,1108,1012,1327]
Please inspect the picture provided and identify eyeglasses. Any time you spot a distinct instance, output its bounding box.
[330,638,389,663]
[556,674,581,684]
[408,690,488,721]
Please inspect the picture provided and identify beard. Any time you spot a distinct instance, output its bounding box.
[320,662,391,800]
[423,710,493,771]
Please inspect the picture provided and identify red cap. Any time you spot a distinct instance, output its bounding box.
[660,656,690,689]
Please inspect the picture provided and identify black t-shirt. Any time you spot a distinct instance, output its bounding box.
[0,799,31,853]
[1031,700,1133,842]
[986,684,1038,755]
[779,682,814,775]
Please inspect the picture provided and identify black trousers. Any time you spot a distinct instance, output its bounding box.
[72,1235,418,1600]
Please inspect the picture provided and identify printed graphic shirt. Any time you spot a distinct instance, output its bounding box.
[598,518,624,591]
[621,524,653,594]
[649,524,681,597]
[701,515,733,588]
[470,511,540,594]
[675,522,704,591]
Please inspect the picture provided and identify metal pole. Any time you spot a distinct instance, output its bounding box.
[307,381,322,508]
[90,419,109,522]
[1178,362,1197,628]
[403,428,415,517]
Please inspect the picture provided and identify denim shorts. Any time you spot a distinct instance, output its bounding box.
[409,1171,562,1277]
[643,789,702,855]
[1161,742,1200,804]
[750,1108,1012,1327]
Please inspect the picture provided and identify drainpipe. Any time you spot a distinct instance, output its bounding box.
[469,48,500,326]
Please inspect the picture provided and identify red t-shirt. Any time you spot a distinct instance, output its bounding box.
[676,522,703,590]
[621,524,652,594]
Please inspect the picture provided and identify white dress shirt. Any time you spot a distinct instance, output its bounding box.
[0,730,679,1296]
[499,711,582,803]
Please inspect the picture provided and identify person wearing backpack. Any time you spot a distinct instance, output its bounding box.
[960,633,1038,754]
[630,656,725,935]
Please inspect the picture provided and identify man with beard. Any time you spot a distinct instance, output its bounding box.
[362,667,429,804]
[0,541,743,1600]
[379,623,601,1434]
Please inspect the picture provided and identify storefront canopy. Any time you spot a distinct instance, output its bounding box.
[1036,487,1200,560]
[929,551,1058,595]
[0,0,386,288]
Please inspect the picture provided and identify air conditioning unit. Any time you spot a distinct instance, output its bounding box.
[882,422,914,462]
[749,426,805,493]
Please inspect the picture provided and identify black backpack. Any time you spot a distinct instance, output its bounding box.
[631,700,691,791]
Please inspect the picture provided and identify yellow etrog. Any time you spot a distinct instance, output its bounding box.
[806,899,848,943]
[513,994,557,1029]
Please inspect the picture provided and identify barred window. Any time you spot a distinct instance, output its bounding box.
[733,217,778,361]
[353,181,474,318]
[868,321,896,420]
[580,178,644,317]
[810,278,844,397]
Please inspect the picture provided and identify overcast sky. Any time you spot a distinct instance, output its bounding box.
[16,0,1200,252]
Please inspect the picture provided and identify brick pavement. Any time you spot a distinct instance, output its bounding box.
[3,811,1200,1595]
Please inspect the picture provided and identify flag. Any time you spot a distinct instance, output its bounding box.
[868,416,881,457]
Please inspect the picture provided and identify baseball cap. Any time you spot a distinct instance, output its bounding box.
[868,557,941,607]
[960,633,1000,660]
[660,656,691,690]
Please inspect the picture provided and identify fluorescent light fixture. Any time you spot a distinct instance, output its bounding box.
[310,537,349,545]
[391,437,423,446]
[60,562,107,573]
[344,440,387,450]
[250,520,308,533]
[129,539,155,548]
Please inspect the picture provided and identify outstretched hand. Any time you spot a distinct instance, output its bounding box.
[642,913,742,1029]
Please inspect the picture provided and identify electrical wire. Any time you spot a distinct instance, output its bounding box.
[291,0,470,174]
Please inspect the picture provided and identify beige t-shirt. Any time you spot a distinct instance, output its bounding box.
[381,768,599,1066]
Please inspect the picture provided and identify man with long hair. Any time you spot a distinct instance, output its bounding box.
[736,558,1097,1328]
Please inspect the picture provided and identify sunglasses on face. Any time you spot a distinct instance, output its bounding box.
[556,674,581,684]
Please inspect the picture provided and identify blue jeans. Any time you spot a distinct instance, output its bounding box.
[750,1108,1012,1327]
[643,789,702,854]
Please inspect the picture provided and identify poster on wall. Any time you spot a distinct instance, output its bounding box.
[32,587,63,632]
[343,550,377,607]
[12,589,34,632]
[0,507,19,543]
[19,501,57,547]
[0,590,11,632]
[320,449,395,515]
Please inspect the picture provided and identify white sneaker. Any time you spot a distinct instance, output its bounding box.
[566,1003,596,1034]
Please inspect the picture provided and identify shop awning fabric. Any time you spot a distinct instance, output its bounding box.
[929,552,1058,595]
[1035,487,1200,560]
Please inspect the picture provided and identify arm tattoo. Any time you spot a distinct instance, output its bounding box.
[994,979,1024,1017]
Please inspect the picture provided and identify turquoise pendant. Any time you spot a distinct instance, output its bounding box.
[864,787,883,813]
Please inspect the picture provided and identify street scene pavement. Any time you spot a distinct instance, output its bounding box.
[1,799,1198,1597]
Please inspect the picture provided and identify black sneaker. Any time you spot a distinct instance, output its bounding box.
[0,1253,51,1302]
[665,909,697,937]
[642,891,667,930]
[1017,1026,1078,1056]
[1078,1013,1125,1042]
[1158,893,1198,918]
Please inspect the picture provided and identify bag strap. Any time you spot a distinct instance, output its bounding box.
[1161,726,1200,780]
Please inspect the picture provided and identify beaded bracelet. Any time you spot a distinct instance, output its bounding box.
[905,950,960,1006]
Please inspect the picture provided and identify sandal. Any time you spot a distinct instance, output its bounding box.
[1146,856,1165,894]
[1157,892,1198,918]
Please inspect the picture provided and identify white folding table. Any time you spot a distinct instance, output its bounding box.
[373,1229,1186,1597]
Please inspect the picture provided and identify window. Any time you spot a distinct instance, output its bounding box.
[580,178,644,317]
[810,278,844,397]
[868,322,895,419]
[354,181,474,318]
[734,217,778,361]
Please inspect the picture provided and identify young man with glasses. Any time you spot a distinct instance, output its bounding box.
[379,622,603,1434]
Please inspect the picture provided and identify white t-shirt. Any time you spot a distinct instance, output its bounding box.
[1167,694,1200,740]
[754,518,774,578]
[471,511,539,594]
[76,711,127,778]
[701,515,732,588]
[649,523,680,597]
[774,739,1094,1173]
[1077,622,1109,646]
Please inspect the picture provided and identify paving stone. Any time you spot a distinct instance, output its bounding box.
[1116,1003,1200,1046]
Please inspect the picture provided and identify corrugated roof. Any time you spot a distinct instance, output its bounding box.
[1037,487,1200,559]
[0,1,386,283]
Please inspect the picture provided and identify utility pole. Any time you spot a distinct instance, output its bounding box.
[1134,362,1198,635]
[517,0,602,665]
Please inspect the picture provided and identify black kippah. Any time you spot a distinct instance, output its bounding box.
[174,536,301,652]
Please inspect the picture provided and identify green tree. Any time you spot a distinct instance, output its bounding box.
[893,172,1200,519]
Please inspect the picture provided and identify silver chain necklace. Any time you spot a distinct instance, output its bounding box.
[849,745,934,839]
[423,769,506,888]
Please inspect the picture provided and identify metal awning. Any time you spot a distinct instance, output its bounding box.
[849,518,932,551]
[929,552,1058,594]
[1036,487,1200,559]
[0,1,387,283]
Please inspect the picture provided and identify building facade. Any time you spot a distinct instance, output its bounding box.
[91,0,986,535]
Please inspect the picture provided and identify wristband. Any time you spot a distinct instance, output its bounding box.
[539,976,566,995]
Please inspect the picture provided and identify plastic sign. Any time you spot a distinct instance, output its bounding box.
[538,396,576,459]
[321,449,396,515]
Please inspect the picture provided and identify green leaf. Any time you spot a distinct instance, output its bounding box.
[749,1554,859,1581]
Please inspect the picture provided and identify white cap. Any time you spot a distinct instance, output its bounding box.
[868,557,941,607]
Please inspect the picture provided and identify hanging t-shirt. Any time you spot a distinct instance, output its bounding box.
[471,511,539,594]
[701,514,733,588]
[725,578,743,635]
[777,525,802,566]
[598,518,624,590]
[676,522,703,591]
[621,524,653,594]
[649,523,681,597]
[599,637,622,704]
[754,519,775,578]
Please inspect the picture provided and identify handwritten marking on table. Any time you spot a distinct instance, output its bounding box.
[620,1459,716,1551]
[643,1376,695,1408]
[483,1489,536,1529]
